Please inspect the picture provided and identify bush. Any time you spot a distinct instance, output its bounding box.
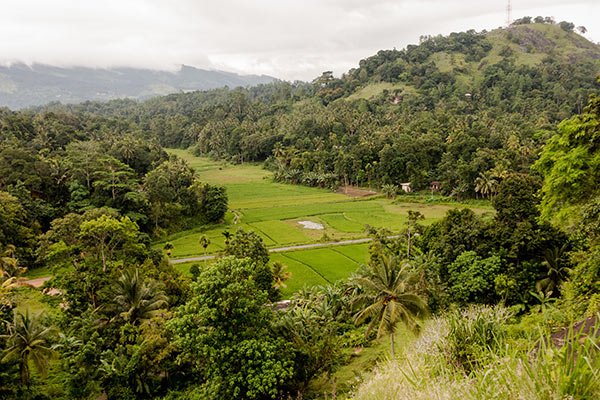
[489,322,600,399]
[442,306,509,373]
[447,251,502,304]
[199,184,228,222]
[353,312,600,400]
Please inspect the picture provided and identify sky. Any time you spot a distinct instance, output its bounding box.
[0,0,598,81]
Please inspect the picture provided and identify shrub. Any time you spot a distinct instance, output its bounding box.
[447,251,502,304]
[353,313,600,400]
[442,306,509,373]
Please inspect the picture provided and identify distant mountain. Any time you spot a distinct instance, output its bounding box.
[0,63,276,109]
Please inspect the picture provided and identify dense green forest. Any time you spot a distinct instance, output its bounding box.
[43,21,600,198]
[1,19,600,399]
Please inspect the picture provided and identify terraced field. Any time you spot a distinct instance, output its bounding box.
[162,149,492,294]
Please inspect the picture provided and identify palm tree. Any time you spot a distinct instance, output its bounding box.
[199,235,211,257]
[222,231,233,246]
[271,261,291,289]
[474,172,498,200]
[536,245,571,296]
[163,242,174,257]
[352,255,427,357]
[1,310,56,386]
[381,184,398,199]
[405,210,424,259]
[106,268,168,325]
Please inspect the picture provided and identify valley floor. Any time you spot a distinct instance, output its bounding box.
[160,149,492,295]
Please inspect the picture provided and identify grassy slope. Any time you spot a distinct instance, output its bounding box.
[310,322,418,398]
[346,82,415,101]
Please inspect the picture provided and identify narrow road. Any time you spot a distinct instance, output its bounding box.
[169,237,375,264]
[22,276,52,288]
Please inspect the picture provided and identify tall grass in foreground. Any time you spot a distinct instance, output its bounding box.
[352,309,600,400]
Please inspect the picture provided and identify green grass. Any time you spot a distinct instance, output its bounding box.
[346,82,415,101]
[12,286,62,318]
[160,150,490,259]
[172,242,371,299]
[272,253,330,296]
[320,213,367,233]
[332,243,370,264]
[248,220,311,245]
[172,260,202,277]
[283,247,361,283]
[160,227,229,257]
[171,253,329,298]
[310,322,418,398]
[168,148,343,209]
[27,151,491,295]
[227,182,343,209]
[430,51,469,74]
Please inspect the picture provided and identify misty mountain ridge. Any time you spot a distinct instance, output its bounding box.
[0,63,276,109]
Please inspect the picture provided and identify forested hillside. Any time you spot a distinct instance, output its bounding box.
[45,21,600,199]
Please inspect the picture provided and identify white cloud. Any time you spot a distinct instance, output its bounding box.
[0,0,598,81]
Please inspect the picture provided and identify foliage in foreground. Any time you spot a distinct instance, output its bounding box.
[169,257,294,399]
[353,310,600,400]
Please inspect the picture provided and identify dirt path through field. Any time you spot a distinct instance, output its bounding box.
[22,276,52,287]
[170,237,376,264]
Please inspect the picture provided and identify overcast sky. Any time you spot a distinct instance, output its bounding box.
[0,0,598,81]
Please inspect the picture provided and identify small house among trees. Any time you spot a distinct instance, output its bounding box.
[400,182,412,193]
[430,181,441,191]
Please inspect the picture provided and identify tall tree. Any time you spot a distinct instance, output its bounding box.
[105,268,168,325]
[224,228,270,266]
[1,310,56,387]
[352,254,427,357]
[474,171,498,199]
[535,93,600,225]
[78,215,143,272]
[271,261,291,289]
[169,257,293,399]
[0,245,25,279]
[198,235,210,258]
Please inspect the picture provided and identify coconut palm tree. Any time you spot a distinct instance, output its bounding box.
[474,172,498,200]
[271,261,291,289]
[381,184,398,199]
[352,255,427,357]
[536,245,571,296]
[222,231,233,246]
[106,268,168,325]
[199,235,211,257]
[1,310,56,386]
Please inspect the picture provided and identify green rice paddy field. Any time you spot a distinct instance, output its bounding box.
[163,149,492,295]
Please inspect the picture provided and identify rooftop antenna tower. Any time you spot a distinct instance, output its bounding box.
[506,0,512,26]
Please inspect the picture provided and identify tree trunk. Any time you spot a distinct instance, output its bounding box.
[101,246,107,273]
[390,333,395,358]
[20,356,30,387]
